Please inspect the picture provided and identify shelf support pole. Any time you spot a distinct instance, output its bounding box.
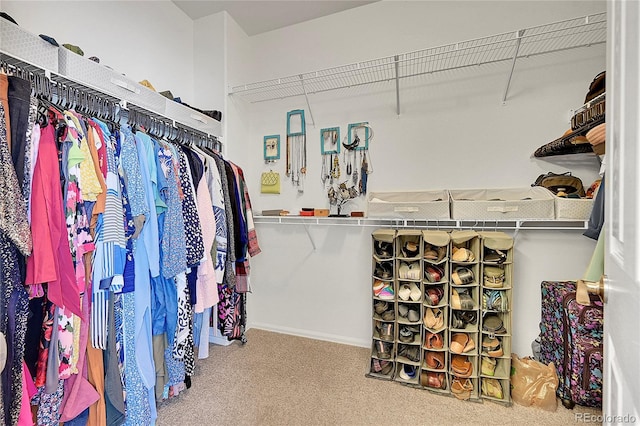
[502,30,525,104]
[299,75,316,127]
[394,55,401,116]
[302,222,316,250]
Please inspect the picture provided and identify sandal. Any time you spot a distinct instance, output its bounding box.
[407,308,420,323]
[407,262,421,280]
[375,340,392,359]
[451,355,473,378]
[374,301,388,315]
[424,265,445,283]
[450,333,475,354]
[424,308,444,330]
[425,286,444,306]
[483,249,507,264]
[482,336,503,357]
[398,344,420,362]
[381,308,395,321]
[452,310,477,329]
[452,247,475,262]
[374,240,393,258]
[451,377,473,400]
[483,289,508,312]
[402,240,419,258]
[399,326,418,343]
[451,289,474,310]
[452,267,474,285]
[483,266,505,288]
[481,356,497,376]
[425,350,445,369]
[483,314,507,335]
[379,323,394,341]
[424,331,444,349]
[374,261,393,279]
[481,378,503,399]
[421,371,446,389]
[371,359,394,375]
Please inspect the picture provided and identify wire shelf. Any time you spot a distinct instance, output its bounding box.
[230,13,606,103]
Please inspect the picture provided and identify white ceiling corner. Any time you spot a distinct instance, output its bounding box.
[172,0,378,35]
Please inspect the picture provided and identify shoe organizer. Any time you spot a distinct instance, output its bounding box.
[368,358,395,379]
[368,229,514,405]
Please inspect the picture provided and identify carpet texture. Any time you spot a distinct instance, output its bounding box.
[156,328,601,425]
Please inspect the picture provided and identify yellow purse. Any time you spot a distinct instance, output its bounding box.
[261,170,280,194]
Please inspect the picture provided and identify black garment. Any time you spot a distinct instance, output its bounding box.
[183,147,204,188]
[24,296,46,378]
[7,75,30,190]
[584,174,605,240]
[224,161,243,261]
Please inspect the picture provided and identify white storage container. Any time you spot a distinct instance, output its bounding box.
[450,187,555,220]
[0,19,58,71]
[164,100,222,137]
[366,191,450,219]
[58,48,167,116]
[554,196,595,220]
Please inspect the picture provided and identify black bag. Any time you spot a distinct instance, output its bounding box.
[532,172,586,197]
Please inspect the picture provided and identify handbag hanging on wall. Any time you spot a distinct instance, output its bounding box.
[261,170,281,194]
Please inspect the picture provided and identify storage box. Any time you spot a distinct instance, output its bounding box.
[554,196,595,220]
[367,191,450,220]
[449,187,555,220]
[0,19,59,72]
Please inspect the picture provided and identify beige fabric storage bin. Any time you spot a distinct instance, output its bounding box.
[450,187,555,220]
[554,196,595,220]
[367,191,450,219]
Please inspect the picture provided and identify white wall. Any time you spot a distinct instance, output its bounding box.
[2,0,195,104]
[231,1,607,356]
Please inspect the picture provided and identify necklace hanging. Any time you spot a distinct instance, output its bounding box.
[331,154,340,179]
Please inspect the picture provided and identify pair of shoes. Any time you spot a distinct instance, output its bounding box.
[483,314,507,335]
[398,282,421,301]
[425,286,444,306]
[482,336,504,357]
[375,340,392,359]
[399,326,419,343]
[483,266,505,288]
[381,308,395,321]
[424,308,444,330]
[451,355,473,377]
[371,358,394,375]
[450,333,475,354]
[481,356,497,376]
[374,300,388,315]
[424,331,444,349]
[424,350,445,369]
[374,240,393,258]
[374,261,393,279]
[398,364,418,380]
[421,371,446,389]
[398,262,421,280]
[484,249,507,264]
[398,344,420,362]
[481,378,503,399]
[451,377,473,400]
[451,310,477,329]
[424,264,445,283]
[402,240,419,258]
[452,267,475,285]
[451,289,475,310]
[398,304,420,322]
[379,323,394,341]
[374,281,394,300]
[424,244,447,262]
[452,246,475,262]
[483,289,508,312]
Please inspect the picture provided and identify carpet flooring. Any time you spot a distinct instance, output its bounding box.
[156,328,601,425]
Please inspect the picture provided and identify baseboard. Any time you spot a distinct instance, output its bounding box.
[249,322,370,348]
[208,327,233,346]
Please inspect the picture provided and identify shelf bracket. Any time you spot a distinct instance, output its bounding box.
[394,55,401,116]
[299,74,315,127]
[302,222,317,250]
[502,29,525,104]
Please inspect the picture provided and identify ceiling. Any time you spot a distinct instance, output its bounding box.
[172,0,377,36]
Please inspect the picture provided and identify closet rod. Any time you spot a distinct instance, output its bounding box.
[0,50,221,151]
